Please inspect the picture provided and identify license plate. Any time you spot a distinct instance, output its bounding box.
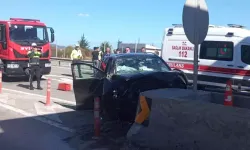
[45,63,51,67]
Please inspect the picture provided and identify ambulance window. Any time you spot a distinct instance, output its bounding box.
[241,45,250,65]
[200,41,233,61]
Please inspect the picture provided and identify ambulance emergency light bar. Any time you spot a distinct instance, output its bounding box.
[172,24,183,28]
[226,32,234,37]
[228,24,245,28]
[10,18,40,22]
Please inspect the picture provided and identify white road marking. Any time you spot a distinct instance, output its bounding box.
[2,88,76,105]
[42,77,72,84]
[45,74,72,78]
[0,94,15,106]
[43,75,73,83]
[0,94,8,104]
[34,103,62,123]
[60,78,73,83]
[0,101,75,133]
[52,66,71,69]
[42,76,63,82]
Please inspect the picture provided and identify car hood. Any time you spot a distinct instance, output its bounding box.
[112,71,180,82]
[107,71,186,95]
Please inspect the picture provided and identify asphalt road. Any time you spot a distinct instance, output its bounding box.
[0,62,87,150]
[2,64,75,102]
[0,106,74,150]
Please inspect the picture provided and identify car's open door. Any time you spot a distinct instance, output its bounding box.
[71,62,106,110]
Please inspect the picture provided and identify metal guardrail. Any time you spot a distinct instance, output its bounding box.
[50,57,93,66]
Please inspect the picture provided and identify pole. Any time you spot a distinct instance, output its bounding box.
[193,44,198,92]
[193,0,199,92]
[135,40,138,53]
[0,71,2,93]
[56,40,58,57]
[45,78,51,106]
[93,97,101,138]
[64,48,66,58]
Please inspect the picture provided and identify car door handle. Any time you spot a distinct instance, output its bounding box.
[237,66,244,68]
[227,64,234,67]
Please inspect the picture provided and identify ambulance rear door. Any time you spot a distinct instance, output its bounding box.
[198,40,235,87]
[234,42,250,88]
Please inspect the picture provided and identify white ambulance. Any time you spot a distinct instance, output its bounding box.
[161,24,250,91]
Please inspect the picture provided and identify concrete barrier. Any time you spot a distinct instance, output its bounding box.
[127,88,250,150]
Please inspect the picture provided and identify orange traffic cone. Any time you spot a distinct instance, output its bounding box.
[224,80,233,106]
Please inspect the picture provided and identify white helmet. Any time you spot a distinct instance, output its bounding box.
[75,44,79,47]
[31,43,37,47]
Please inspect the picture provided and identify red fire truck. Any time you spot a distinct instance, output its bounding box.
[0,18,54,79]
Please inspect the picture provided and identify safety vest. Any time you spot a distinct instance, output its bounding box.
[98,51,103,60]
[27,51,42,65]
[71,49,82,60]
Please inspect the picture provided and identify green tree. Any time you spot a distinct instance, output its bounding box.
[51,45,57,57]
[57,50,64,57]
[78,34,89,49]
[100,41,112,53]
[64,46,74,58]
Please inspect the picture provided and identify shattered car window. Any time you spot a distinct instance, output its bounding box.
[115,56,170,75]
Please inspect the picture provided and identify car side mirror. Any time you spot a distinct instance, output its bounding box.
[51,33,55,43]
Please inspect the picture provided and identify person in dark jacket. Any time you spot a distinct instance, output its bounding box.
[27,43,42,90]
[103,47,111,60]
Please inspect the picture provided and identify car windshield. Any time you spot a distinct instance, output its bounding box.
[115,55,170,75]
[9,24,49,45]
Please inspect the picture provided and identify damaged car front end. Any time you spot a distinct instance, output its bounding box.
[71,53,188,123]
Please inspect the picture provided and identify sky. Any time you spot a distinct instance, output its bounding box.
[0,0,249,48]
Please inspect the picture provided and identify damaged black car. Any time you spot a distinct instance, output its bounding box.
[71,53,188,123]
